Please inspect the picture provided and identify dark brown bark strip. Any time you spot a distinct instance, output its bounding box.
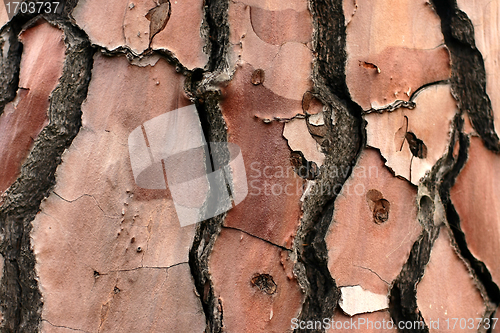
[388,116,462,332]
[202,0,230,72]
[0,18,93,333]
[438,127,500,317]
[439,141,500,329]
[0,25,21,116]
[432,0,500,152]
[431,0,500,322]
[188,91,228,333]
[187,0,231,331]
[292,0,363,330]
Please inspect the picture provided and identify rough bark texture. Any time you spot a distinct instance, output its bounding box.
[0,12,93,332]
[0,0,499,332]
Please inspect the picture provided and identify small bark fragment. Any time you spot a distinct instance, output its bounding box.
[339,285,389,316]
[283,118,325,167]
[145,0,171,44]
[251,68,265,85]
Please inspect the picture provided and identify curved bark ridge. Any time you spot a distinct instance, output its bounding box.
[0,0,499,332]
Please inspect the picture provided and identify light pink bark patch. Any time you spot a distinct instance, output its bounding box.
[32,54,205,332]
[326,148,421,296]
[344,0,451,110]
[417,228,485,332]
[366,84,457,184]
[450,137,500,288]
[210,227,303,333]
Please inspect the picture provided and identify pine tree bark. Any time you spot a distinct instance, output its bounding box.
[0,0,499,332]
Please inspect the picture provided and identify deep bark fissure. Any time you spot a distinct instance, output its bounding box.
[387,117,463,332]
[186,0,231,331]
[187,90,228,333]
[0,25,21,116]
[432,0,500,152]
[387,111,464,331]
[202,0,230,73]
[389,112,498,332]
[432,0,500,325]
[292,0,363,330]
[388,2,500,328]
[389,230,434,333]
[438,129,500,324]
[0,16,94,332]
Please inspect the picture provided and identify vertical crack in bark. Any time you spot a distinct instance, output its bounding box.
[432,0,500,152]
[187,0,230,331]
[433,0,500,323]
[292,0,362,330]
[388,116,464,332]
[390,113,498,331]
[438,126,500,319]
[202,0,230,72]
[389,190,442,332]
[438,133,500,325]
[0,17,94,333]
[389,231,434,333]
[390,1,500,327]
[187,90,228,332]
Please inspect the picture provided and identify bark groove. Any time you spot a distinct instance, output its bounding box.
[0,16,94,332]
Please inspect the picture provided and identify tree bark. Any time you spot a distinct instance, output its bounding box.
[0,0,499,332]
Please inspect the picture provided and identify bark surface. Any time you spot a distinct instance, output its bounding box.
[0,0,499,332]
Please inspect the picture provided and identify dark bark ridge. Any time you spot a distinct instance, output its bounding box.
[0,0,80,118]
[187,0,231,331]
[202,0,230,73]
[433,0,500,324]
[0,16,94,333]
[390,114,498,332]
[389,2,500,329]
[432,0,500,152]
[388,114,464,333]
[188,91,228,333]
[292,0,363,331]
[0,25,21,117]
[438,125,500,327]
